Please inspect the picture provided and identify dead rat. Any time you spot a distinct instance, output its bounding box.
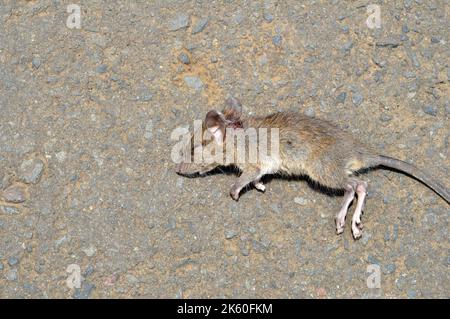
[176,97,449,239]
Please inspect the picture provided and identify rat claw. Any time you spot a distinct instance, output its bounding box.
[351,222,363,239]
[335,217,345,235]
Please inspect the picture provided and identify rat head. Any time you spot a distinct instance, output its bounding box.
[176,97,242,176]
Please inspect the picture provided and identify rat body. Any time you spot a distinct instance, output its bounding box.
[176,98,450,239]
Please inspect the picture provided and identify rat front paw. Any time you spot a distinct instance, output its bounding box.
[254,182,266,192]
[230,186,240,201]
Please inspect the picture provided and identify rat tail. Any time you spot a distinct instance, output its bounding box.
[369,155,449,203]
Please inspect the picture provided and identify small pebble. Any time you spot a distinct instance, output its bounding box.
[422,105,437,116]
[342,41,353,52]
[2,184,26,203]
[430,36,440,44]
[55,151,66,162]
[304,107,315,117]
[95,64,108,74]
[83,265,94,277]
[8,257,19,267]
[376,39,400,48]
[5,269,18,281]
[294,197,307,205]
[270,203,282,214]
[167,216,176,230]
[125,274,139,284]
[407,289,417,299]
[367,255,379,265]
[32,57,41,69]
[82,246,97,257]
[240,247,249,256]
[361,232,371,245]
[192,17,208,34]
[19,159,44,184]
[403,71,416,79]
[225,229,238,239]
[272,35,282,47]
[352,92,364,106]
[380,114,392,122]
[263,12,273,23]
[384,230,390,242]
[184,76,203,90]
[0,206,19,214]
[169,14,190,31]
[144,120,153,140]
[405,47,420,68]
[392,224,398,241]
[178,52,190,64]
[383,263,396,274]
[336,92,347,103]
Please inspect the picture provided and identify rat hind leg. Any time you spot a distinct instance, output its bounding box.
[351,181,368,239]
[335,183,356,234]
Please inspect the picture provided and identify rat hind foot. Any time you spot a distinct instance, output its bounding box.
[351,181,367,239]
[335,184,355,234]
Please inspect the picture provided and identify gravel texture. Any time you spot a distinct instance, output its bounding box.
[0,1,449,299]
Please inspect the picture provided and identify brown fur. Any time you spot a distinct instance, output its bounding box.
[242,112,374,189]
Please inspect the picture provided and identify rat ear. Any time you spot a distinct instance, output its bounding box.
[223,96,242,121]
[205,110,227,144]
